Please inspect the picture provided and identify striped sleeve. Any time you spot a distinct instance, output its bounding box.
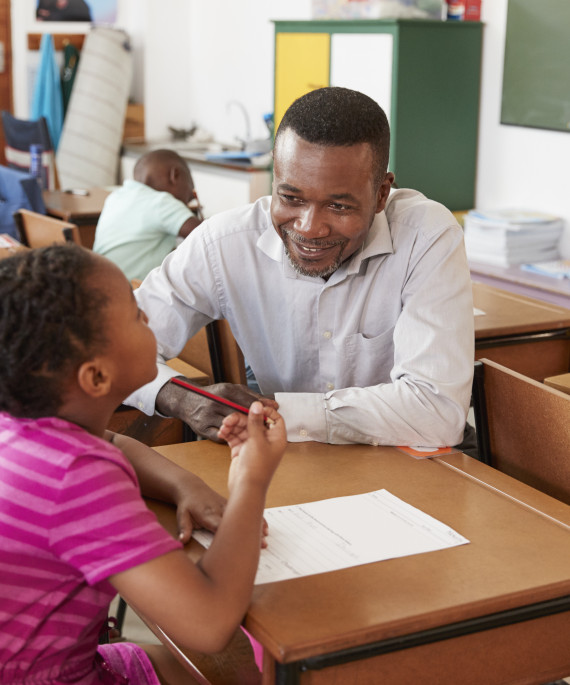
[50,451,182,585]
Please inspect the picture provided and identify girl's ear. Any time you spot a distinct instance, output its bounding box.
[77,359,112,398]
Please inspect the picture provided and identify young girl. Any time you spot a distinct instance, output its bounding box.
[0,244,286,684]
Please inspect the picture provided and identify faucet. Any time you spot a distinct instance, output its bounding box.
[226,100,251,150]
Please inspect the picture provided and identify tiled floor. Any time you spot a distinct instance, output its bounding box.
[109,595,161,645]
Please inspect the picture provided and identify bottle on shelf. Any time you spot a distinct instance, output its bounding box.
[29,144,44,189]
[446,0,466,20]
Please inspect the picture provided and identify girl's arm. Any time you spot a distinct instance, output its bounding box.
[105,430,226,542]
[109,403,286,653]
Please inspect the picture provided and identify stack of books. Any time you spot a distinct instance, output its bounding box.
[521,259,570,279]
[464,209,563,267]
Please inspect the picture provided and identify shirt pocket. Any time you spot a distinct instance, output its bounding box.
[337,326,395,387]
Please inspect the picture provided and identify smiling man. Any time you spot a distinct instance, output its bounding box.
[128,87,474,448]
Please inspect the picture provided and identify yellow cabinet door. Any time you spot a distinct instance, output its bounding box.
[274,32,330,129]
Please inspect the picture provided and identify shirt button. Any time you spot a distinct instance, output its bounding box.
[299,429,308,437]
[138,401,144,410]
[326,383,334,391]
[323,330,332,339]
[372,441,379,447]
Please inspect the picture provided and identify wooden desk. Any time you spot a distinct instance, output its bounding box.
[147,441,570,685]
[0,234,27,260]
[470,259,570,308]
[42,187,110,248]
[473,281,570,380]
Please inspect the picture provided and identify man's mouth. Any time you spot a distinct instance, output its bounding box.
[284,230,343,257]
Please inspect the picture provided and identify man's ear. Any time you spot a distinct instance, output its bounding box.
[375,172,395,213]
[77,359,112,398]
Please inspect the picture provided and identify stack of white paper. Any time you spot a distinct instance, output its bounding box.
[464,209,563,267]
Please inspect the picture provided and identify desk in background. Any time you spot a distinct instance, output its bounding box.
[145,440,570,685]
[0,233,27,260]
[473,281,570,380]
[42,187,110,249]
[470,259,570,308]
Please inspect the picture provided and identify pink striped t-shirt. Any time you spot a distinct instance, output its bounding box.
[0,413,182,684]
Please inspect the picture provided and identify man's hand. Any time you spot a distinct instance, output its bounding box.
[156,378,278,441]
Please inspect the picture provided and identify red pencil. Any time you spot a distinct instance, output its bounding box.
[171,377,250,414]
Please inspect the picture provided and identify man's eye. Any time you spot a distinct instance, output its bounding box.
[280,194,301,203]
[330,203,351,211]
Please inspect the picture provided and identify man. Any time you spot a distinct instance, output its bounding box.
[93,149,202,282]
[128,87,474,447]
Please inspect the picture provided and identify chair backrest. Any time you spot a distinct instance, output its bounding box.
[14,209,80,248]
[473,358,570,504]
[0,165,47,240]
[178,321,247,386]
[1,112,58,190]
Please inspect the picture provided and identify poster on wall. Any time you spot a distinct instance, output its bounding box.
[36,1,118,24]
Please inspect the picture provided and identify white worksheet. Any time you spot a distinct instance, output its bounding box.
[192,489,469,585]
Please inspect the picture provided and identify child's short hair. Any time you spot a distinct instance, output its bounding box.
[0,244,109,417]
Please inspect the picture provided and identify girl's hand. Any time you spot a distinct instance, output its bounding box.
[173,473,227,544]
[218,402,286,493]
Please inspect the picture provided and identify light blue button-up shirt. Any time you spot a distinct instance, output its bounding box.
[128,189,474,446]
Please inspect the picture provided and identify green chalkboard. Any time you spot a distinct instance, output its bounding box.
[501,0,570,132]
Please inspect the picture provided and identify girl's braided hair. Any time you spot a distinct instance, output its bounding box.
[0,244,109,417]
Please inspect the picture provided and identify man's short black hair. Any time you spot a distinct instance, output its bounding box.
[275,87,390,185]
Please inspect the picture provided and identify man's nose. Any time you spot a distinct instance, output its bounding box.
[293,206,330,239]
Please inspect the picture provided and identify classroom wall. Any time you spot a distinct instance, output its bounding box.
[11,0,146,112]
[10,0,570,257]
[476,1,570,257]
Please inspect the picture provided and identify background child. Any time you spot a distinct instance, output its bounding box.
[93,149,203,282]
[0,244,285,684]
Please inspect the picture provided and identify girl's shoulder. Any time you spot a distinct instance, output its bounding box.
[0,413,134,481]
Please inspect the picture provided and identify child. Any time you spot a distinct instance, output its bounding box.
[93,149,203,282]
[0,244,285,684]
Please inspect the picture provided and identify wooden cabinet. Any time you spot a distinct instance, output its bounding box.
[273,19,483,211]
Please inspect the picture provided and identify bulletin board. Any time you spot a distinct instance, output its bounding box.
[501,0,570,133]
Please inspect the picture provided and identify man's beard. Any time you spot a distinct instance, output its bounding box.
[282,229,346,279]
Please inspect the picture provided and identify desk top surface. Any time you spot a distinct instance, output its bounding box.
[473,281,570,338]
[42,187,110,220]
[151,441,570,663]
[470,259,570,300]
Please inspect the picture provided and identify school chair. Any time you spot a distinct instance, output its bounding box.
[0,165,47,240]
[1,112,59,190]
[472,359,570,505]
[178,321,247,386]
[14,208,80,248]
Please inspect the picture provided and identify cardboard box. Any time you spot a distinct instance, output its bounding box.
[464,0,481,21]
[544,373,570,396]
[123,103,145,142]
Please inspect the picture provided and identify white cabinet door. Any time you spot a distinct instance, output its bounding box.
[330,33,394,123]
